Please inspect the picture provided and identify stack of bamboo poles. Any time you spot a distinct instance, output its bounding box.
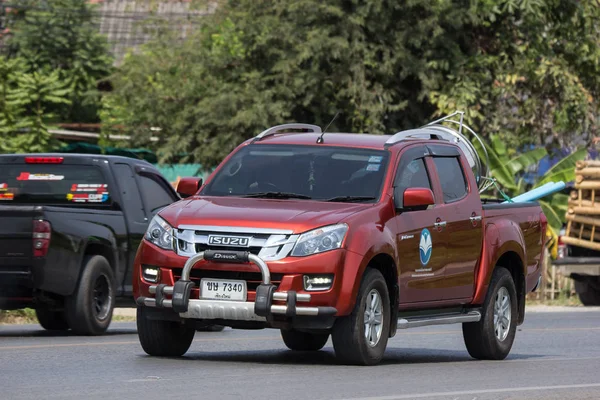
[564,160,600,251]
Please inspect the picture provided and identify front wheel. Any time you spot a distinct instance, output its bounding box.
[137,306,195,357]
[331,268,390,365]
[281,329,329,351]
[462,267,518,360]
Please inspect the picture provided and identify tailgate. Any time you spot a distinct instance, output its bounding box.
[0,205,42,263]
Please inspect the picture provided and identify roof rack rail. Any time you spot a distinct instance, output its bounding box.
[252,123,322,142]
[384,128,447,146]
[385,110,491,191]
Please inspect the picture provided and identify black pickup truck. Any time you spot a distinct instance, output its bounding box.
[0,153,186,334]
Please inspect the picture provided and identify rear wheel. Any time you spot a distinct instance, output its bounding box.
[462,267,518,360]
[331,268,390,365]
[281,329,329,351]
[35,306,69,331]
[137,306,195,357]
[65,255,115,335]
[574,278,600,306]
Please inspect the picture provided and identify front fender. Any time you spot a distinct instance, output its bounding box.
[337,219,397,315]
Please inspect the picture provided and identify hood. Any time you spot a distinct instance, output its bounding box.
[159,196,370,233]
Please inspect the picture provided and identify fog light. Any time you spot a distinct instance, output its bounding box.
[303,275,333,291]
[142,266,160,283]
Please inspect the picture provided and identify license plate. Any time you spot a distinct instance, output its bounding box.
[200,278,247,301]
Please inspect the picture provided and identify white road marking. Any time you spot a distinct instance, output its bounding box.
[335,383,600,400]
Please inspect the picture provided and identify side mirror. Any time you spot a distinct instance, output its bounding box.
[402,187,434,210]
[176,177,203,198]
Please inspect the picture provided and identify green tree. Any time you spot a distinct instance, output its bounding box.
[0,56,72,152]
[429,0,600,150]
[4,0,113,123]
[0,56,27,152]
[102,0,600,169]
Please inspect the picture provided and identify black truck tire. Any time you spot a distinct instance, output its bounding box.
[65,255,115,335]
[281,329,329,351]
[574,279,600,306]
[35,306,69,331]
[331,268,390,365]
[462,267,518,360]
[137,306,195,357]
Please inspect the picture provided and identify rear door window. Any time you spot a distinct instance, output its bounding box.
[433,157,468,202]
[0,164,111,206]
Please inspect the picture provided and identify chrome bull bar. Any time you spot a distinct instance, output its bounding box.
[136,250,336,321]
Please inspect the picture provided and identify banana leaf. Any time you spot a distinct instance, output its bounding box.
[504,147,547,175]
[539,199,564,233]
[534,148,587,187]
[473,136,517,191]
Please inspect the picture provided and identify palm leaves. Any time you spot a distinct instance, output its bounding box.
[477,134,587,233]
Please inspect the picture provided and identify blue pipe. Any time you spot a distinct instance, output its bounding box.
[503,181,566,203]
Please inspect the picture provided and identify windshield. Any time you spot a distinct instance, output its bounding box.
[0,164,111,206]
[201,144,390,201]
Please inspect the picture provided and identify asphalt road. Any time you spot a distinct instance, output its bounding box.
[1,309,600,400]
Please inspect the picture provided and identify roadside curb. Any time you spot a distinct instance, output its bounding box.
[113,308,137,317]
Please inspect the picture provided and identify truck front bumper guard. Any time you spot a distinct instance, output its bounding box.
[136,250,337,322]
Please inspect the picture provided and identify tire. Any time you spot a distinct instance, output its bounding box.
[281,329,329,351]
[137,306,195,357]
[574,279,600,306]
[462,267,518,360]
[331,268,391,365]
[35,306,69,331]
[65,255,116,335]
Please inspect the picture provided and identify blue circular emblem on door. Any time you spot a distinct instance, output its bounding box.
[419,228,432,266]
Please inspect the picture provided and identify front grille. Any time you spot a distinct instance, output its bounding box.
[193,243,263,255]
[175,225,299,261]
[171,268,283,291]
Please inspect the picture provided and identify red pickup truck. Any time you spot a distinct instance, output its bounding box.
[133,119,547,365]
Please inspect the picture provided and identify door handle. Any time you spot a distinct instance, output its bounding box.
[434,221,447,228]
[470,216,482,221]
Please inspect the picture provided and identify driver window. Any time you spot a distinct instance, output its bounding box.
[395,158,432,200]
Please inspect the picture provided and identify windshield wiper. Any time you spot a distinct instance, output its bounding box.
[325,196,376,203]
[242,191,312,200]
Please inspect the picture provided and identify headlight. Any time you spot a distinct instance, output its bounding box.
[291,223,348,256]
[145,215,175,251]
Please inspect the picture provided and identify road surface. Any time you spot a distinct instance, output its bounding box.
[1,309,599,400]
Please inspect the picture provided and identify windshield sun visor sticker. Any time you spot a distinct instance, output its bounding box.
[368,156,383,163]
[366,163,381,172]
[16,172,65,181]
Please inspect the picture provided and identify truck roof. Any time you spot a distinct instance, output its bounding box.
[250,128,446,150]
[0,153,153,166]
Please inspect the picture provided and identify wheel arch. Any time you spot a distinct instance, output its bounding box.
[494,251,526,325]
[73,237,118,295]
[364,253,399,337]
